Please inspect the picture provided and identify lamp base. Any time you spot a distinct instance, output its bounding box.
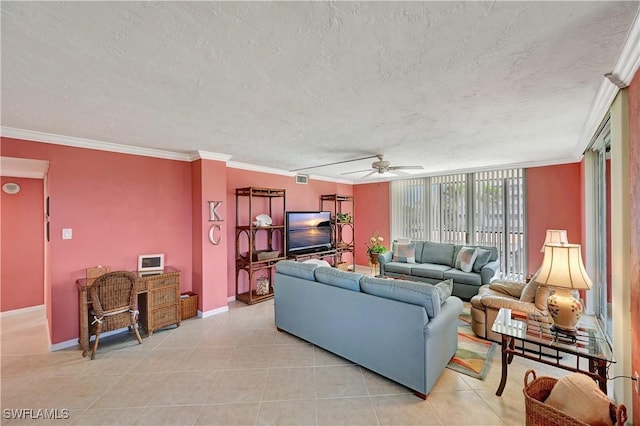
[549,325,578,342]
[547,287,584,332]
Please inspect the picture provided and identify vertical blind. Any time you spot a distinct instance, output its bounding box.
[391,169,526,280]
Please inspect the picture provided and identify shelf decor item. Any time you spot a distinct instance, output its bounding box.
[137,253,165,272]
[336,212,352,223]
[256,276,270,296]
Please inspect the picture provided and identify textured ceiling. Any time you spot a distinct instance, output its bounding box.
[1,1,638,181]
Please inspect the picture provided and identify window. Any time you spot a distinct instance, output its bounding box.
[391,169,526,280]
[586,119,612,340]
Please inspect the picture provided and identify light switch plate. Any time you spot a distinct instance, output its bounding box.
[62,228,72,240]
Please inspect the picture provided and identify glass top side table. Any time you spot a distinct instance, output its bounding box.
[491,307,613,396]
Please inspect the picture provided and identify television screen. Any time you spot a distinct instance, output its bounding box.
[286,211,332,255]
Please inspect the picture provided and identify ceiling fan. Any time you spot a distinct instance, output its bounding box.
[341,154,424,179]
[290,154,423,179]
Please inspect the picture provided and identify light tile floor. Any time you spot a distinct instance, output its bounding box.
[0,297,566,425]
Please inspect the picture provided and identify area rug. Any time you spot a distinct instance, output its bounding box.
[446,303,496,380]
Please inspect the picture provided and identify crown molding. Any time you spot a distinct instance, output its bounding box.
[227,161,353,184]
[576,9,640,156]
[1,127,192,161]
[614,9,640,87]
[189,150,232,162]
[0,156,50,178]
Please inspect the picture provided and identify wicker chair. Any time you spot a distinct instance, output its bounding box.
[89,271,142,359]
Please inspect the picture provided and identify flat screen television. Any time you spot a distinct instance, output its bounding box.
[285,211,333,255]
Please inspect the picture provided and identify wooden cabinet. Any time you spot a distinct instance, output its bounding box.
[76,268,181,356]
[320,194,355,270]
[235,187,286,304]
[137,270,181,335]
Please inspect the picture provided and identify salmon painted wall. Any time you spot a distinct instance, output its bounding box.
[1,137,193,344]
[191,159,228,313]
[526,163,582,273]
[352,166,583,275]
[225,168,352,297]
[627,70,640,423]
[1,177,44,311]
[353,182,391,266]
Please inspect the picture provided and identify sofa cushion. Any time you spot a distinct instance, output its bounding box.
[442,269,482,286]
[384,261,414,275]
[455,246,478,273]
[472,248,492,273]
[314,267,362,292]
[275,260,318,281]
[411,263,450,280]
[392,242,416,263]
[359,276,442,318]
[421,242,455,267]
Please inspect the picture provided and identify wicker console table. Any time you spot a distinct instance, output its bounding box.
[76,267,181,357]
[491,307,613,396]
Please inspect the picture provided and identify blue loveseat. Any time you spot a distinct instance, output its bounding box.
[274,260,463,399]
[378,241,500,300]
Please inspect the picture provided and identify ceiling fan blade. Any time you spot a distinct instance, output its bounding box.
[341,169,373,176]
[360,170,378,179]
[389,169,409,176]
[289,155,380,172]
[388,165,424,171]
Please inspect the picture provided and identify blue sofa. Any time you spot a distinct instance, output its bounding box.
[274,260,463,399]
[378,241,500,300]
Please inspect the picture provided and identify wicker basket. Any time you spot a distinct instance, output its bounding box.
[523,370,627,426]
[180,292,198,320]
[255,250,280,261]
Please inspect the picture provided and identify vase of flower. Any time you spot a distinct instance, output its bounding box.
[366,231,386,275]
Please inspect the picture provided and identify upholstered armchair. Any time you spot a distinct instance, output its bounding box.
[470,278,554,342]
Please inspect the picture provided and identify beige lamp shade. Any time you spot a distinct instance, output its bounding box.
[540,229,569,252]
[537,243,592,290]
[538,243,592,331]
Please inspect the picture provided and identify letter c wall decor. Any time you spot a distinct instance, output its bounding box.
[207,201,224,245]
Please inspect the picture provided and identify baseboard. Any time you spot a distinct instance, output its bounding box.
[200,305,229,318]
[0,304,45,318]
[50,327,136,352]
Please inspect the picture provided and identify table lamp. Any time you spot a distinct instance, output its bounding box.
[536,243,592,333]
[540,229,568,252]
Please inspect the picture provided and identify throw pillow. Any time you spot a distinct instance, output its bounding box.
[392,242,416,263]
[519,280,539,303]
[455,246,477,273]
[472,248,492,273]
[302,259,332,268]
[534,284,554,311]
[545,373,615,426]
[434,279,453,304]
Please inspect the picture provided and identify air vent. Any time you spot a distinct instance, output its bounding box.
[295,174,309,184]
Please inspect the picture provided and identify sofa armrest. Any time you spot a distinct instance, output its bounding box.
[480,260,500,284]
[378,251,392,275]
[378,251,392,265]
[478,295,540,315]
